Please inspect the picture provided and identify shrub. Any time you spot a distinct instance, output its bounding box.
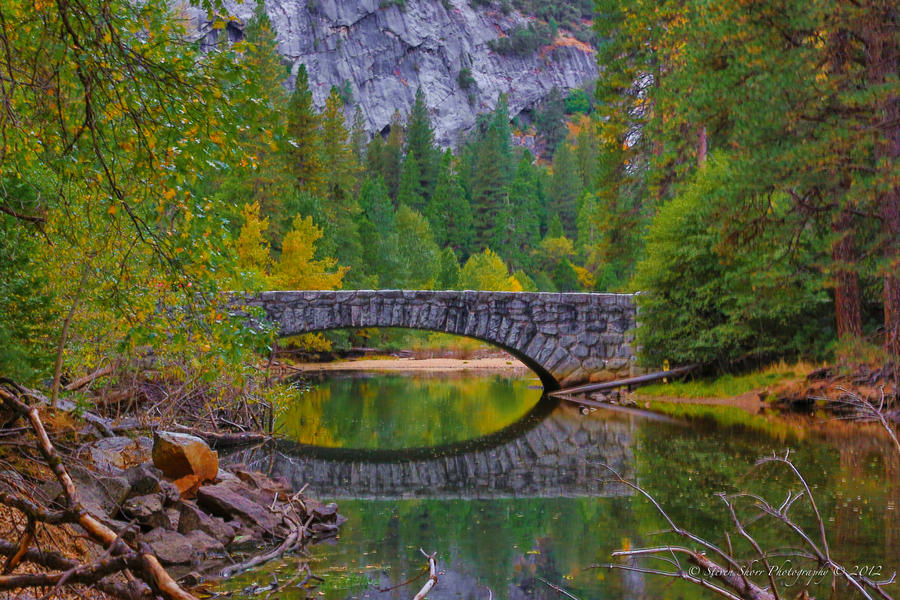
[632,154,832,369]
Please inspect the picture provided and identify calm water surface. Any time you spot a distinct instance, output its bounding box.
[223,372,899,600]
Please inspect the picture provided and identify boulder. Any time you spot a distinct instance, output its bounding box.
[143,528,195,565]
[196,482,282,534]
[152,431,218,484]
[123,463,163,497]
[232,468,292,504]
[145,507,181,531]
[89,436,152,473]
[122,494,164,521]
[57,465,130,518]
[172,475,201,499]
[177,501,235,545]
[184,530,225,556]
[159,480,180,504]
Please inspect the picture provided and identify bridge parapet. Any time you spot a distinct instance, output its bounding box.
[239,290,638,389]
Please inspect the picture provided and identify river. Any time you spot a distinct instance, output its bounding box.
[221,371,899,600]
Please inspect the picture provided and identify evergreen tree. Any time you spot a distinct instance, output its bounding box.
[469,98,514,250]
[350,107,368,167]
[404,88,439,199]
[358,177,402,287]
[365,133,384,181]
[211,5,293,239]
[285,64,325,196]
[397,152,425,212]
[319,89,363,286]
[437,247,461,290]
[491,155,541,270]
[550,141,582,237]
[535,86,567,154]
[395,206,440,288]
[425,151,475,258]
[552,259,581,292]
[547,213,564,239]
[382,110,405,201]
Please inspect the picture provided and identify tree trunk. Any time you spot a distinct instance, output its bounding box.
[832,210,863,339]
[865,0,900,357]
[696,125,707,167]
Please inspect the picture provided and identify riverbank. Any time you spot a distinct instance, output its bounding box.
[288,355,530,374]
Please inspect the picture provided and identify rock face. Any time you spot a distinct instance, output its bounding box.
[237,290,639,389]
[187,0,599,147]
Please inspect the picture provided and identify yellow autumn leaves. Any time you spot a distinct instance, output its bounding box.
[236,201,347,291]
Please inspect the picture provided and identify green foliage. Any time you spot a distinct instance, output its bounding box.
[397,152,425,212]
[395,206,440,288]
[549,141,582,237]
[632,156,831,368]
[437,247,461,289]
[0,179,56,383]
[404,89,439,199]
[426,152,475,258]
[488,23,555,56]
[286,65,325,196]
[534,87,567,154]
[457,67,476,90]
[459,250,522,291]
[564,89,592,115]
[552,259,580,292]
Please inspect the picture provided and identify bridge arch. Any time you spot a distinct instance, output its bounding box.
[239,290,638,390]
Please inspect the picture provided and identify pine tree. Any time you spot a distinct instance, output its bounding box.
[535,86,567,154]
[285,64,325,196]
[404,88,439,199]
[491,155,541,270]
[469,100,514,250]
[358,177,402,287]
[425,151,475,258]
[550,141,582,237]
[397,152,425,212]
[350,107,368,166]
[395,206,440,289]
[319,88,363,286]
[382,110,405,201]
[436,247,461,290]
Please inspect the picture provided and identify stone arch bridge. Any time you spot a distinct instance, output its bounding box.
[238,290,637,390]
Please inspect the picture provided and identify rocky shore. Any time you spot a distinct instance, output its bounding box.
[58,431,345,584]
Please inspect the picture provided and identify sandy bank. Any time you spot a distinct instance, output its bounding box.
[291,356,529,372]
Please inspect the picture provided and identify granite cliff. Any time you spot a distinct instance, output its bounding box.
[188,0,598,147]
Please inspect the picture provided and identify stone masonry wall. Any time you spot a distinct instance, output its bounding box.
[241,290,638,389]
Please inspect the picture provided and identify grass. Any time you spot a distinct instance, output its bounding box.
[637,361,817,399]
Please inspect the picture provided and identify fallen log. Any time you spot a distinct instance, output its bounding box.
[549,364,697,399]
[172,423,271,448]
[413,550,437,600]
[0,384,198,600]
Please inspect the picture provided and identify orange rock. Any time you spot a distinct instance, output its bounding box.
[152,431,218,485]
[173,474,201,498]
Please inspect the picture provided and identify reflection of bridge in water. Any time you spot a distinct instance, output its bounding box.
[224,401,638,500]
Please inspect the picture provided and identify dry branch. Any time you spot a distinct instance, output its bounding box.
[0,383,198,600]
[595,456,897,600]
[412,550,438,600]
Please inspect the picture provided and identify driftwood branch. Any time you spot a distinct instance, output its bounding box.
[594,455,897,600]
[0,383,198,600]
[413,549,438,600]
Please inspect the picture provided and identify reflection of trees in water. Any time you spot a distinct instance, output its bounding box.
[275,374,541,450]
[631,417,900,599]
